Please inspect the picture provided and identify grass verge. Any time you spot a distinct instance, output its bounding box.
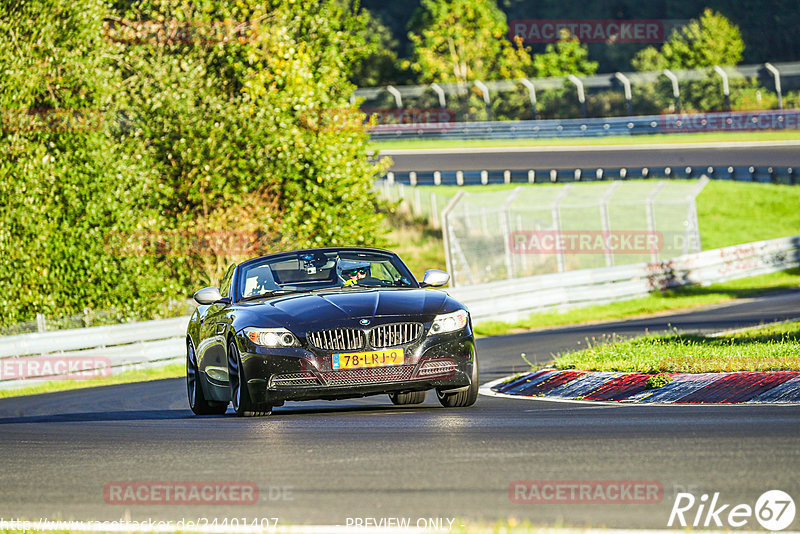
[370,129,800,151]
[0,362,184,399]
[473,268,800,336]
[552,320,800,373]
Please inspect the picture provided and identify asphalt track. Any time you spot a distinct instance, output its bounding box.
[1,288,800,529]
[380,140,800,172]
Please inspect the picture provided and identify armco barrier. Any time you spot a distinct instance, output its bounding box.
[368,109,800,141]
[1,235,797,387]
[0,316,188,390]
[447,235,800,323]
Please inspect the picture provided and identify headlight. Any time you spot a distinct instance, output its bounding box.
[429,309,468,335]
[243,327,299,347]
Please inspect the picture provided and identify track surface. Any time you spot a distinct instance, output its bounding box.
[1,289,800,529]
[382,141,800,172]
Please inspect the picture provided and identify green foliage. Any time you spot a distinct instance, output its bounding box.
[633,9,744,71]
[645,374,673,389]
[406,0,532,85]
[0,0,171,325]
[530,31,597,78]
[349,9,410,86]
[633,9,748,113]
[0,0,388,326]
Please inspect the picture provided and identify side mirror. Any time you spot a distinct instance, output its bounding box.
[420,269,450,288]
[194,286,224,305]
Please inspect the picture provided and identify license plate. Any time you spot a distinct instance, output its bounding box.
[332,349,404,370]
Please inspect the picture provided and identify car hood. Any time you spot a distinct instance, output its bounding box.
[234,288,453,331]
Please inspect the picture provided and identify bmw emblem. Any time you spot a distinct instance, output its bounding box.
[359,319,370,326]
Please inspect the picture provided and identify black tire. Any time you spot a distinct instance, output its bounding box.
[437,357,479,408]
[228,340,272,417]
[389,390,427,405]
[187,340,227,415]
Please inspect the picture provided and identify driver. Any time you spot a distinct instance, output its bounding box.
[337,260,371,286]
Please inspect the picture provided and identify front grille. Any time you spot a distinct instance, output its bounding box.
[370,323,422,348]
[307,329,365,351]
[322,365,415,386]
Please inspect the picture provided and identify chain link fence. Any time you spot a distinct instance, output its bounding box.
[437,179,708,286]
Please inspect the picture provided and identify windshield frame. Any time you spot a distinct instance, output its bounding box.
[233,247,420,302]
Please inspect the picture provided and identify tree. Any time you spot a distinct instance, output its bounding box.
[406,0,532,85]
[349,9,410,87]
[633,9,744,71]
[0,0,171,325]
[632,9,747,112]
[531,30,598,78]
[529,31,598,119]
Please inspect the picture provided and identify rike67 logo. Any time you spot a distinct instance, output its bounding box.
[669,490,796,530]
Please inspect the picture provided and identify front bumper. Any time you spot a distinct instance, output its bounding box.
[222,329,476,404]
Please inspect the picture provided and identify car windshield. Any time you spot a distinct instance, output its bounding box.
[236,250,417,299]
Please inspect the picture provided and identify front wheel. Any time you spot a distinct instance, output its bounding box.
[187,340,227,415]
[437,357,479,408]
[389,390,427,405]
[228,340,272,417]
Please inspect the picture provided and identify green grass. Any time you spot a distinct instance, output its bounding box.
[0,362,184,399]
[381,209,447,278]
[370,129,800,151]
[552,320,800,373]
[474,268,800,336]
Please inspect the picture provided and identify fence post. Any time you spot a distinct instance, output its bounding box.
[600,182,621,267]
[646,182,667,262]
[386,85,403,109]
[501,187,523,280]
[663,69,680,112]
[713,66,731,111]
[614,72,633,115]
[36,313,46,333]
[520,78,538,120]
[765,63,783,110]
[430,83,447,108]
[568,75,587,118]
[430,193,439,229]
[441,191,466,287]
[474,80,492,121]
[552,184,573,273]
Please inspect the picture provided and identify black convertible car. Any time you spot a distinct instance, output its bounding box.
[186,247,478,416]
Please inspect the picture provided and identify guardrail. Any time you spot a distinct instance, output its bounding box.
[447,235,800,323]
[369,109,800,141]
[0,316,188,390]
[2,235,798,387]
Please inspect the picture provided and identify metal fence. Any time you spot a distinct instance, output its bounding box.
[355,61,800,126]
[438,179,707,287]
[447,234,800,323]
[1,235,797,386]
[0,317,188,390]
[368,109,800,141]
